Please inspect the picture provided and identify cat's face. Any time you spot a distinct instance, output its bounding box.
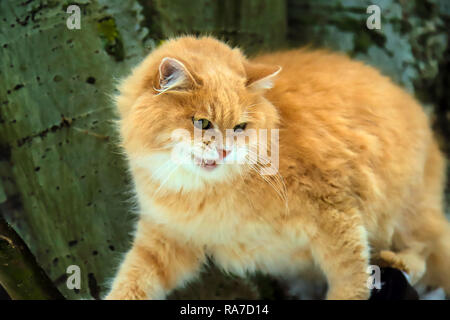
[118,38,280,191]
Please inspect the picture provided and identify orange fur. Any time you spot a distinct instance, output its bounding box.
[106,36,449,300]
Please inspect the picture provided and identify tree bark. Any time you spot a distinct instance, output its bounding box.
[0,0,448,300]
[0,0,149,299]
[0,216,63,299]
[149,0,287,55]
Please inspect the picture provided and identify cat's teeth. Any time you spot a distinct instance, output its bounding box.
[193,156,217,169]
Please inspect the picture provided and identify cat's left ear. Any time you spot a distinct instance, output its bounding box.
[243,61,282,91]
[156,57,198,93]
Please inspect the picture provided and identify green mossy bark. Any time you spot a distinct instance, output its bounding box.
[1,0,448,300]
[143,0,287,55]
[0,216,63,299]
[0,0,148,299]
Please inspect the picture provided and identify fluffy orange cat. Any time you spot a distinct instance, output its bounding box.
[105,36,450,300]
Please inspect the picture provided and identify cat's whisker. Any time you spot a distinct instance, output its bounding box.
[245,160,287,209]
[146,145,174,152]
[149,160,175,181]
[237,165,256,211]
[252,152,288,207]
[246,103,263,109]
[244,162,287,225]
[194,161,202,190]
[152,162,182,196]
[237,162,284,229]
[244,149,289,214]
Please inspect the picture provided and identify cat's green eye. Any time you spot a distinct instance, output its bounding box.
[233,122,247,132]
[192,118,212,130]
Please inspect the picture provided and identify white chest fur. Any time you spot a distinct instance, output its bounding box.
[141,195,312,277]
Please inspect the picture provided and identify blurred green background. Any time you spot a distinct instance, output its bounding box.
[0,0,449,299]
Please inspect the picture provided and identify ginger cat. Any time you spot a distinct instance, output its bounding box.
[106,36,450,300]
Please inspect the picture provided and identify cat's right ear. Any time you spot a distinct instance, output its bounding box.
[243,61,282,91]
[155,57,197,94]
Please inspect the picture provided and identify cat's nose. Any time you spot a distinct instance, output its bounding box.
[217,148,231,159]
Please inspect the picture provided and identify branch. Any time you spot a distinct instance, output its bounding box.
[0,216,64,300]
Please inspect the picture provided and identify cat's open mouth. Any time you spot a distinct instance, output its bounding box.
[193,156,218,171]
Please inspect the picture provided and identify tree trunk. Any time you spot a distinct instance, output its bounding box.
[0,0,149,299]
[149,0,287,55]
[0,0,448,300]
[0,216,63,299]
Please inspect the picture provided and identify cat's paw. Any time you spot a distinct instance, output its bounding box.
[378,250,425,284]
[379,250,409,273]
[326,276,371,300]
[104,285,148,300]
[326,285,370,300]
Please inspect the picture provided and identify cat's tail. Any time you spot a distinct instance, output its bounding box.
[424,223,450,296]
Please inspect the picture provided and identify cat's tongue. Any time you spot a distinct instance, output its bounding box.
[201,160,217,171]
[194,157,218,170]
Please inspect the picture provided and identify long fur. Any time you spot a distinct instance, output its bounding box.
[105,36,449,300]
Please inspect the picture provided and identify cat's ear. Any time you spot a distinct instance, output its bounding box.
[244,62,282,91]
[156,57,197,93]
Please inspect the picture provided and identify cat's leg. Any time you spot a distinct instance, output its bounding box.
[415,141,450,294]
[378,248,426,284]
[105,220,204,300]
[307,208,371,300]
[379,140,448,288]
[422,225,450,295]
